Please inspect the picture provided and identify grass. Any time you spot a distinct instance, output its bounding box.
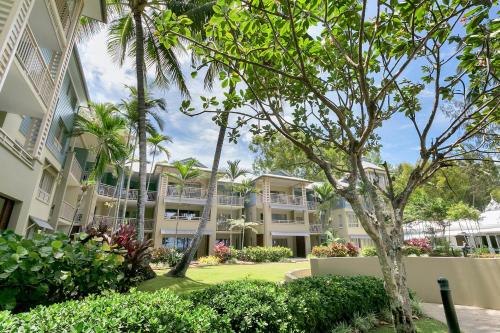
[371,318,447,332]
[138,261,310,293]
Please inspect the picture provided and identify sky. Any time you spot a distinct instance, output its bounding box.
[77,28,455,172]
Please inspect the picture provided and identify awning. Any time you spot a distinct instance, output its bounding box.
[160,229,211,235]
[29,216,54,230]
[271,231,310,237]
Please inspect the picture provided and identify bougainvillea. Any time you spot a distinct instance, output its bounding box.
[213,242,231,262]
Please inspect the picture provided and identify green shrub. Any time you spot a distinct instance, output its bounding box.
[361,246,378,256]
[237,246,292,262]
[150,247,182,266]
[402,245,423,256]
[311,245,332,257]
[474,247,490,255]
[0,289,231,333]
[198,256,221,265]
[311,243,349,257]
[189,280,300,332]
[0,230,127,312]
[284,275,389,333]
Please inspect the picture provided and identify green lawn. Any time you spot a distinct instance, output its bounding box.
[138,261,310,293]
[371,318,447,332]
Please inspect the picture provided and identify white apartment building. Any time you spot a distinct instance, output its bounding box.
[0,0,105,235]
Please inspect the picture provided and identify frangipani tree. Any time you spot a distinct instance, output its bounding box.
[156,1,499,331]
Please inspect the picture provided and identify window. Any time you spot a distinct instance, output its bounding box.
[272,238,288,247]
[337,214,344,228]
[272,213,287,222]
[37,170,55,203]
[53,120,66,151]
[348,214,359,228]
[162,237,191,251]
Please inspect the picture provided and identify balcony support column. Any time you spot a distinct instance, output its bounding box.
[49,150,75,230]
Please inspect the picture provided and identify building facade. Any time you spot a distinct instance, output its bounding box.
[0,0,105,235]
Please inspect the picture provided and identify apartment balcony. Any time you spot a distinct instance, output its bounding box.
[270,193,305,210]
[92,215,154,231]
[36,187,51,204]
[97,184,157,202]
[217,195,244,207]
[307,200,318,210]
[68,155,83,184]
[164,214,202,222]
[309,224,323,234]
[0,128,35,168]
[271,219,305,224]
[59,200,75,222]
[164,185,207,205]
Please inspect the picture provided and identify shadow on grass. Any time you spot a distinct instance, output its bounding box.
[138,276,209,294]
[371,318,447,333]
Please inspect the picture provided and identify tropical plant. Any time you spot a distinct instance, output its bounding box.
[313,183,337,228]
[80,0,213,243]
[345,242,359,257]
[157,1,498,330]
[228,219,260,250]
[213,241,231,262]
[234,179,258,249]
[146,131,172,191]
[163,159,201,247]
[150,247,182,267]
[116,86,167,238]
[197,256,221,265]
[361,247,378,257]
[71,102,128,181]
[0,230,126,312]
[223,160,249,247]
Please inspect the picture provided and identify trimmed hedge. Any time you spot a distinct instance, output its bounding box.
[0,289,231,333]
[237,246,293,262]
[1,276,389,333]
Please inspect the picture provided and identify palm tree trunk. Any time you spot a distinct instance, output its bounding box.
[122,135,137,221]
[174,192,182,249]
[146,146,157,192]
[241,221,245,250]
[167,113,229,277]
[134,10,146,242]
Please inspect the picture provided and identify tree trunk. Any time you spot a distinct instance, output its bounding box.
[174,194,182,248]
[146,147,157,192]
[167,113,229,277]
[134,11,146,242]
[122,135,137,221]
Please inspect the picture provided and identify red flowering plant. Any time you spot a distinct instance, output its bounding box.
[403,238,432,256]
[345,242,359,257]
[213,241,231,262]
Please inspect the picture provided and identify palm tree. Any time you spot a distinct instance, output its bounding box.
[116,86,166,234]
[147,131,172,191]
[229,218,260,248]
[163,159,201,247]
[234,179,258,249]
[80,1,214,242]
[71,102,128,232]
[224,160,249,247]
[313,183,338,232]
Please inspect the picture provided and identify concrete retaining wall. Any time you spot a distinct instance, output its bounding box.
[284,268,311,282]
[310,257,500,310]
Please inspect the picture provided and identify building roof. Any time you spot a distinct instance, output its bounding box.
[253,173,314,184]
[361,161,384,171]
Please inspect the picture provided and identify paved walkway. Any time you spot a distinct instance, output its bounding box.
[422,303,500,333]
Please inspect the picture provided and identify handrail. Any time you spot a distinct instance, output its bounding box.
[164,215,202,221]
[0,128,34,168]
[70,155,82,181]
[36,188,51,204]
[307,201,318,210]
[166,185,207,199]
[271,219,305,224]
[97,184,157,201]
[15,25,55,107]
[217,195,244,206]
[309,224,323,233]
[60,200,75,221]
[270,193,304,206]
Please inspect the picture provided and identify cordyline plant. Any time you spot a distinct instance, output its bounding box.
[155,0,499,331]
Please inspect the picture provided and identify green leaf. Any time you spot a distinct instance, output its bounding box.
[51,240,63,249]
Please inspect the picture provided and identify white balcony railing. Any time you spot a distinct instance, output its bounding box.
[70,156,82,181]
[60,200,75,221]
[36,188,51,204]
[217,195,244,206]
[307,201,318,210]
[166,185,207,200]
[16,25,55,108]
[271,219,305,224]
[92,215,154,231]
[309,224,323,233]
[97,184,157,201]
[0,128,34,168]
[54,0,78,36]
[270,193,303,206]
[164,214,202,221]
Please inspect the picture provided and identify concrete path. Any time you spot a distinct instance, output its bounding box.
[422,303,500,333]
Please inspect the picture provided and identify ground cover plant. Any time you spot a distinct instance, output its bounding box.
[1,275,391,333]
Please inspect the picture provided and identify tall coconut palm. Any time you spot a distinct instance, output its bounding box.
[71,102,128,231]
[234,179,258,249]
[224,160,248,246]
[80,1,214,242]
[146,131,172,191]
[163,159,201,248]
[116,86,166,233]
